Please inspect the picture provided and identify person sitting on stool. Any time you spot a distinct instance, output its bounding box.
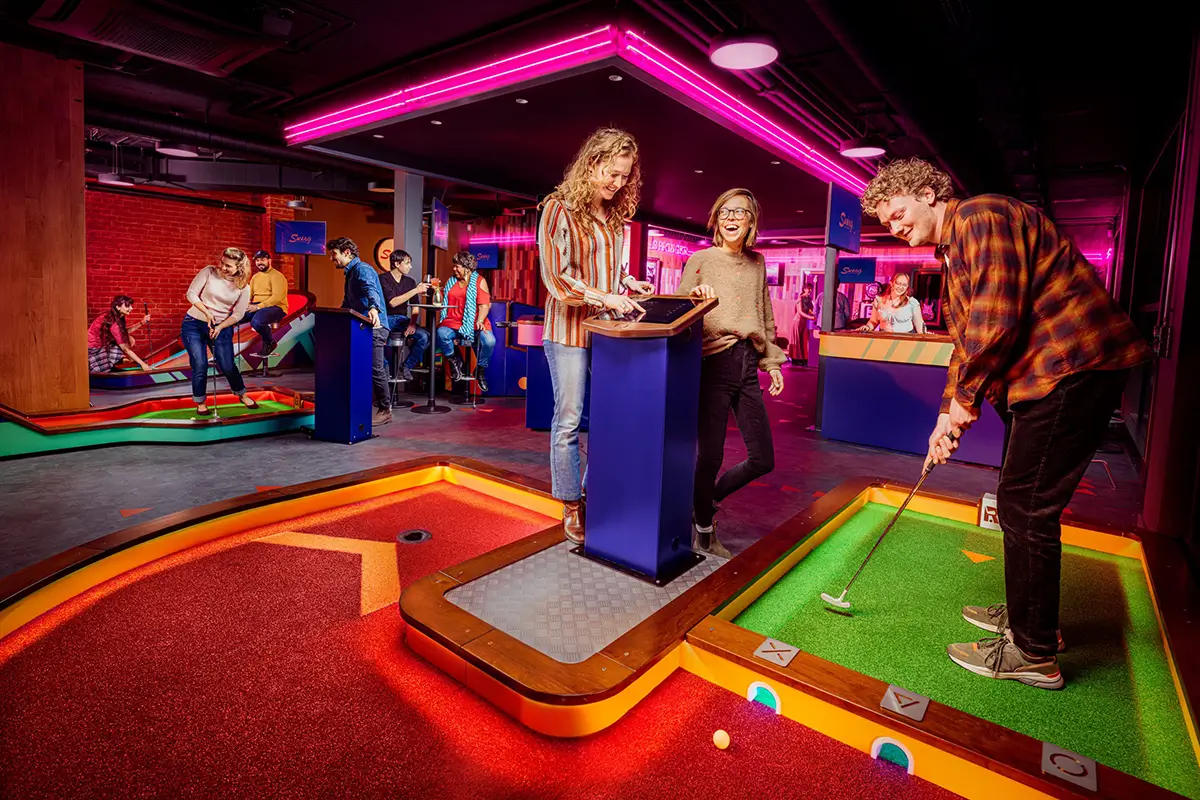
[436,250,494,393]
[328,236,392,427]
[380,249,431,381]
[240,250,288,355]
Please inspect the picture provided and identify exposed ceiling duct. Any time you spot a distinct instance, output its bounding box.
[28,0,287,77]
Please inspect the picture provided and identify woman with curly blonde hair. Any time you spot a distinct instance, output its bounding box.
[537,127,655,543]
[181,246,256,415]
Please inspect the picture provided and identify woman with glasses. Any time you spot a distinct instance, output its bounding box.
[859,272,925,334]
[677,188,786,558]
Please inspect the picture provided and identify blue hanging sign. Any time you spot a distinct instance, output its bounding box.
[432,198,450,251]
[275,220,327,255]
[826,183,863,253]
[837,257,877,283]
[471,242,501,270]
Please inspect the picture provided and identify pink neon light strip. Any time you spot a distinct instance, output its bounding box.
[470,235,537,245]
[286,26,613,134]
[619,31,865,193]
[286,28,617,141]
[282,26,871,192]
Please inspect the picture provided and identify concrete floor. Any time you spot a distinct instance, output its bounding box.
[0,365,1142,580]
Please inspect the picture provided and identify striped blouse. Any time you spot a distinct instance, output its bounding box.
[538,197,633,348]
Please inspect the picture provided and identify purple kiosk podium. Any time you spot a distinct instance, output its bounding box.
[578,295,719,585]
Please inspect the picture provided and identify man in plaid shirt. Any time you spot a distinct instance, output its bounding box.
[862,158,1151,690]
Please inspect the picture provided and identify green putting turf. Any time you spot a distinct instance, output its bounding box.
[132,400,294,421]
[733,503,1200,798]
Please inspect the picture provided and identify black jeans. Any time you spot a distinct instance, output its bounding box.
[372,326,390,411]
[693,340,775,526]
[997,369,1128,658]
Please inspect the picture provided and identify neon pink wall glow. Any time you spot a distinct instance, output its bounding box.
[469,234,537,245]
[283,26,870,193]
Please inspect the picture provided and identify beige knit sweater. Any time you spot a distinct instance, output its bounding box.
[676,247,787,372]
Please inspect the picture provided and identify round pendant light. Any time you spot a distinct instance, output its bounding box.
[709,33,779,70]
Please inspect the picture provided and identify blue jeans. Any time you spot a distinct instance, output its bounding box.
[386,315,430,370]
[436,325,496,369]
[239,306,286,346]
[545,341,589,501]
[181,316,246,404]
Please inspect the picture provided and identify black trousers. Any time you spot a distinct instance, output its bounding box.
[372,326,390,411]
[693,340,775,526]
[996,369,1128,658]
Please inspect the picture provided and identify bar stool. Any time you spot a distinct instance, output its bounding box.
[387,330,415,409]
[449,336,486,408]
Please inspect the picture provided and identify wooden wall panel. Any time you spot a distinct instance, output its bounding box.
[0,44,87,413]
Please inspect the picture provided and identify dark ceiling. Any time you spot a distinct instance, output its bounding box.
[2,0,1196,237]
[328,66,831,232]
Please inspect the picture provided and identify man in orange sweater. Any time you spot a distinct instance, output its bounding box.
[241,250,289,354]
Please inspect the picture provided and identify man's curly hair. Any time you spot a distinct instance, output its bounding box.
[860,158,955,218]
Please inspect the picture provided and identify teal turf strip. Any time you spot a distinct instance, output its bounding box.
[734,503,1200,797]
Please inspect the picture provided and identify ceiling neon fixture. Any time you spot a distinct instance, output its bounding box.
[285,26,614,134]
[470,235,537,245]
[283,25,869,192]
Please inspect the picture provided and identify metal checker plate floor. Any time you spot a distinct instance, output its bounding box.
[444,542,727,664]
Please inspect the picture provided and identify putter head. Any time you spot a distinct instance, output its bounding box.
[821,591,851,610]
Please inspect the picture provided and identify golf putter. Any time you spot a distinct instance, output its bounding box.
[821,430,960,611]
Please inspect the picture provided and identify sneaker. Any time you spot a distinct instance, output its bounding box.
[263,341,278,355]
[963,604,1065,652]
[372,408,393,427]
[947,631,1064,689]
[692,520,733,559]
[401,366,414,382]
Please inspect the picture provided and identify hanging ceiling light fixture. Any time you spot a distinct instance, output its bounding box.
[99,142,138,185]
[367,181,394,193]
[287,197,313,211]
[838,135,887,158]
[708,32,779,70]
[155,140,200,158]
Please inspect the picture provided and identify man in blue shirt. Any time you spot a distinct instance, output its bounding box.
[328,237,392,426]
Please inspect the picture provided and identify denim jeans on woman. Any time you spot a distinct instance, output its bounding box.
[436,325,496,369]
[545,341,589,501]
[181,315,246,404]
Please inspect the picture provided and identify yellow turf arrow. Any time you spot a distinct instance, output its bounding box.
[261,532,400,616]
[961,550,996,564]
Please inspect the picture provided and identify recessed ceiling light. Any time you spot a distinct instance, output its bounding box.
[686,216,693,219]
[709,33,779,70]
[372,134,384,139]
[694,169,704,174]
[608,74,624,82]
[796,209,805,213]
[838,135,887,158]
[430,119,443,126]
[515,98,529,104]
[771,160,781,165]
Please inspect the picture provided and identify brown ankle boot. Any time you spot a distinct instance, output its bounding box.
[563,500,584,544]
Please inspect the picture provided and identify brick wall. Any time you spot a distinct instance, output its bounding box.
[85,186,296,341]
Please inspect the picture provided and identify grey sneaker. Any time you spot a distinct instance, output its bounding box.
[947,631,1064,689]
[693,521,733,559]
[963,603,1065,652]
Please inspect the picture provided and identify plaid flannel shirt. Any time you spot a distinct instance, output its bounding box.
[937,195,1151,414]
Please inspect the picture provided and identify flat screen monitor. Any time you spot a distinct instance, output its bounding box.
[766,262,783,286]
[604,297,695,325]
[431,197,449,251]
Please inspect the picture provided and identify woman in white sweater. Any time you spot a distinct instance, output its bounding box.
[182,247,257,415]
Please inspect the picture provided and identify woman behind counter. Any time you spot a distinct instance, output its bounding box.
[860,272,926,334]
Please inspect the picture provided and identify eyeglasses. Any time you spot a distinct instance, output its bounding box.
[717,208,754,220]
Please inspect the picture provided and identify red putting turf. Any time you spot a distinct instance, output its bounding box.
[0,484,955,799]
